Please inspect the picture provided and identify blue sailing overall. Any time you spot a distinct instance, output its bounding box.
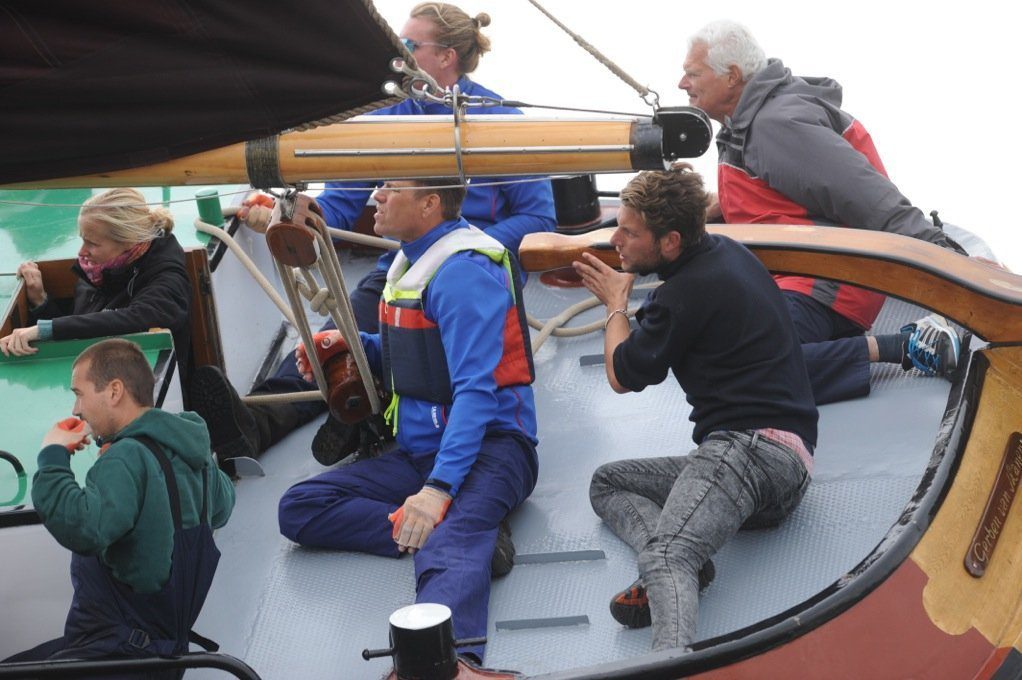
[278,224,539,661]
[8,436,220,679]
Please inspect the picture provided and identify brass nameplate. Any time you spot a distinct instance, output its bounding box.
[965,432,1022,577]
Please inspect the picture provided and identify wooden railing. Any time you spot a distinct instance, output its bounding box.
[519,224,1022,344]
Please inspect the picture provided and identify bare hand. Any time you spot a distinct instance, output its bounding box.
[237,193,275,233]
[42,417,92,453]
[572,252,633,310]
[705,192,722,221]
[17,261,46,307]
[389,487,452,554]
[0,325,41,357]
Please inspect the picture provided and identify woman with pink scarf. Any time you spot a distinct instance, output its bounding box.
[1,188,192,379]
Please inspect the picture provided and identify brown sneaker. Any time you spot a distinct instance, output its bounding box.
[609,561,715,628]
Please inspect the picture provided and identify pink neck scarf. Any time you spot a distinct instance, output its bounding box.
[79,239,152,286]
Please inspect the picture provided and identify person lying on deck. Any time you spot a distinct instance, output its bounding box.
[0,188,193,383]
[3,338,234,676]
[188,1,554,471]
[574,166,817,652]
[276,178,539,668]
[681,20,962,405]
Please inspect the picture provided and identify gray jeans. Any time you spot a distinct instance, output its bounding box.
[589,429,811,651]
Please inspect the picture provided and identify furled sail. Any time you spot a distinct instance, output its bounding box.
[0,0,401,185]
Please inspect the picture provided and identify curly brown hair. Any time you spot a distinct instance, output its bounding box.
[619,163,709,247]
[410,2,492,74]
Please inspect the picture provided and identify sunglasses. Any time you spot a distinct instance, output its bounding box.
[400,37,451,53]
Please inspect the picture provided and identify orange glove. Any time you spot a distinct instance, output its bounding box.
[388,487,452,553]
[295,331,349,382]
[44,417,91,453]
[58,417,85,433]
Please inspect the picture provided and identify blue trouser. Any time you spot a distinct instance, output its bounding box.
[784,291,871,405]
[277,431,538,661]
[254,268,387,424]
[4,439,220,679]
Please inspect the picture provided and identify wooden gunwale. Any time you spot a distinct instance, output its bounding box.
[519,224,1022,344]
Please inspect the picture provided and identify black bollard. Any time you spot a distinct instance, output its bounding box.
[389,603,459,680]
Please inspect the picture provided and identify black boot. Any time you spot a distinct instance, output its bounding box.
[311,413,391,466]
[310,416,360,466]
[490,519,516,578]
[190,366,261,463]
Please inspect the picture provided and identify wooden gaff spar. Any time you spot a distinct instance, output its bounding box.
[0,109,712,190]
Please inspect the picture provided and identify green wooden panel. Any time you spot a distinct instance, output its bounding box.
[0,331,173,509]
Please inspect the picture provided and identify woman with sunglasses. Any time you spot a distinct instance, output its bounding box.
[319,1,557,334]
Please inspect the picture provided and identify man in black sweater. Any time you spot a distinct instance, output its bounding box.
[573,165,817,651]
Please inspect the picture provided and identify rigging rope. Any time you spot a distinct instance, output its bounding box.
[524,0,660,109]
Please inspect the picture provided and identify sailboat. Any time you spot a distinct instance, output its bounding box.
[3,1,1022,678]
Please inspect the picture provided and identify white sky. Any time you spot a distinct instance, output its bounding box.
[371,0,1020,271]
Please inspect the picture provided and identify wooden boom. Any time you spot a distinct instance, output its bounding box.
[519,224,1022,344]
[2,110,711,190]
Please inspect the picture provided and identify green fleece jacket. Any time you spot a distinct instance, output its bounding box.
[32,409,235,594]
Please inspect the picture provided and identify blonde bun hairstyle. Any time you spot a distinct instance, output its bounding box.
[410,3,492,74]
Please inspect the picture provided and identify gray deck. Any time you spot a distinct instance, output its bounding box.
[191,252,961,679]
[0,229,978,679]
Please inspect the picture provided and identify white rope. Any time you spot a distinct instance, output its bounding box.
[326,226,399,250]
[193,211,296,326]
[243,391,322,405]
[272,256,332,408]
[527,282,658,352]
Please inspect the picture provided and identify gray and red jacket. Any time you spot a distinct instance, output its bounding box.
[716,58,953,329]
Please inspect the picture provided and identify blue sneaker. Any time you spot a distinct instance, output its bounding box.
[901,315,960,378]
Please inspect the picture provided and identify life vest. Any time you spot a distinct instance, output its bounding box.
[379,227,534,429]
[718,119,887,330]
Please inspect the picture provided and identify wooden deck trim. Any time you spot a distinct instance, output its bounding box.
[519,225,1022,344]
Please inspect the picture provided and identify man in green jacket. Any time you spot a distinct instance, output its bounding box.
[5,338,235,673]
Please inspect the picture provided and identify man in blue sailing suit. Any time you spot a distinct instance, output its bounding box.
[190,2,555,468]
[4,338,235,677]
[277,178,539,664]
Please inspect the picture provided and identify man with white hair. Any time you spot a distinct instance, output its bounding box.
[680,20,963,405]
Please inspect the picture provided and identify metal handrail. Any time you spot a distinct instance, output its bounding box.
[0,651,261,679]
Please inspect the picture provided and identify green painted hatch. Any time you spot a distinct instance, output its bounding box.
[0,331,174,510]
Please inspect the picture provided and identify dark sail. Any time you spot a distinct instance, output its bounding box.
[0,0,399,185]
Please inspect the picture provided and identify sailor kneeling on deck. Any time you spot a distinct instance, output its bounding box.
[277,178,539,666]
[573,166,817,652]
[4,339,235,677]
